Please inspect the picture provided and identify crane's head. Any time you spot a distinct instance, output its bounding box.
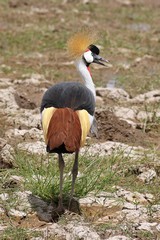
[67,30,108,66]
[83,44,108,66]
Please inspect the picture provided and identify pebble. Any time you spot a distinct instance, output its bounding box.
[0,193,9,201]
[156,224,160,232]
[0,143,14,166]
[9,209,27,218]
[17,141,46,155]
[96,87,130,101]
[129,90,160,104]
[136,222,157,233]
[137,168,157,183]
[0,225,7,231]
[107,236,130,240]
[15,191,32,212]
[0,206,5,214]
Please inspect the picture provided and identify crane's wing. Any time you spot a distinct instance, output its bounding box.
[41,82,95,116]
[41,82,96,153]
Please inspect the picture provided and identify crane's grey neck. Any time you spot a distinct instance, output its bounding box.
[75,58,96,98]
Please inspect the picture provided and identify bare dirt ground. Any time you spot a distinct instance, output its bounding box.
[95,110,145,146]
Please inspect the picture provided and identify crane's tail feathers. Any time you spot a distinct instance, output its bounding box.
[42,107,90,153]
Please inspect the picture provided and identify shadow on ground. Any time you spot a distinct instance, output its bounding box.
[28,194,81,222]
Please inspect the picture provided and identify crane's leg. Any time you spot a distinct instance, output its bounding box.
[69,151,79,209]
[58,153,65,211]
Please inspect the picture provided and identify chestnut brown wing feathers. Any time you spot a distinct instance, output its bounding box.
[47,108,82,153]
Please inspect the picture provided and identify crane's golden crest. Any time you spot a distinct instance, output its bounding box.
[67,30,97,58]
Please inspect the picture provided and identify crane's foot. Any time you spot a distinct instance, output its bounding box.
[51,206,65,222]
[51,197,65,222]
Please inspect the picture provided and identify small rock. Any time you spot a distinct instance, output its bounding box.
[122,209,147,222]
[14,111,41,129]
[17,141,46,155]
[96,87,130,101]
[96,96,104,106]
[66,222,101,240]
[156,224,160,232]
[9,209,27,218]
[113,107,137,121]
[9,175,25,184]
[0,78,12,88]
[0,206,5,214]
[116,188,148,204]
[44,217,100,240]
[136,110,155,121]
[151,205,160,212]
[0,193,9,201]
[113,106,137,127]
[136,222,157,233]
[81,141,145,159]
[129,90,160,104]
[3,177,25,191]
[0,143,14,168]
[72,225,100,239]
[0,224,7,231]
[123,202,137,210]
[15,191,32,212]
[0,87,19,111]
[79,194,121,208]
[144,193,155,202]
[6,128,43,142]
[44,223,69,239]
[21,73,47,86]
[137,168,157,183]
[107,235,130,240]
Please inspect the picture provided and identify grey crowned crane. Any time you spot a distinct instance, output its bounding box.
[40,31,108,217]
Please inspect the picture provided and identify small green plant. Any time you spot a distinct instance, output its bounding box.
[142,103,160,133]
[135,230,155,240]
[12,146,160,202]
[13,149,125,201]
[0,226,42,240]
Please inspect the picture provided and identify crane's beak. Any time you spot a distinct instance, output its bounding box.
[93,54,109,66]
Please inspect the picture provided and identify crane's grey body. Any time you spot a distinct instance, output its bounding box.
[41,82,95,115]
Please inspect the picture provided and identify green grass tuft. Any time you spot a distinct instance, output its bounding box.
[11,147,160,204]
[1,226,41,240]
[13,150,121,201]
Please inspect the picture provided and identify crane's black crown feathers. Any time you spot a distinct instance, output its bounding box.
[88,44,100,55]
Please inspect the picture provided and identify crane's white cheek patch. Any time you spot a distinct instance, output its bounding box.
[83,51,94,63]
